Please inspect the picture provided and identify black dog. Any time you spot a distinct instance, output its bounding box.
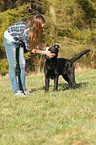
[44,45,90,92]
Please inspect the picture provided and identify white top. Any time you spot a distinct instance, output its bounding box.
[4,30,16,42]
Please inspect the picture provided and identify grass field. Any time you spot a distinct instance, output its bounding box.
[0,69,96,145]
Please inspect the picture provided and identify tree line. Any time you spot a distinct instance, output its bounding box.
[0,0,96,75]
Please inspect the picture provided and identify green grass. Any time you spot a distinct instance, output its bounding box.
[0,69,96,145]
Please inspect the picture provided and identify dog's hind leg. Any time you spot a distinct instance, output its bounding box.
[69,81,76,89]
[62,73,76,89]
[45,76,50,92]
[67,64,76,89]
[67,73,76,89]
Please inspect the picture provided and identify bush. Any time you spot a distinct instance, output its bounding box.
[0,0,96,76]
[0,59,9,75]
[0,4,29,50]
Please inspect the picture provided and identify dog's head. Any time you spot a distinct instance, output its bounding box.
[45,44,59,59]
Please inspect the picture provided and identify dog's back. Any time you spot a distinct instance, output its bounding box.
[57,58,72,75]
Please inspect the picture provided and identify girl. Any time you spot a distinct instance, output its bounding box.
[3,14,55,96]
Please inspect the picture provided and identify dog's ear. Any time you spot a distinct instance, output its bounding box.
[54,45,59,52]
[54,45,59,49]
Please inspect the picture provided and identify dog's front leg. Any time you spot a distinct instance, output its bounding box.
[45,76,50,92]
[54,76,58,91]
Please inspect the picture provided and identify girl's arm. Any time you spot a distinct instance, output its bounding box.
[31,49,56,58]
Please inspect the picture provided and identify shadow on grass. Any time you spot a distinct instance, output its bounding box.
[30,87,44,93]
[29,82,88,93]
[58,82,88,91]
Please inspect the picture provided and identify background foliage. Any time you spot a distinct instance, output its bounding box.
[0,0,96,75]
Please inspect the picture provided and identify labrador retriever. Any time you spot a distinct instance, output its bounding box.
[44,45,90,92]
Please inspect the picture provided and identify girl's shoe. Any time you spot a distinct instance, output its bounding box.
[15,91,26,96]
[24,91,30,94]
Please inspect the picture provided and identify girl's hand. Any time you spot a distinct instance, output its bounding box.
[31,49,37,53]
[46,50,56,58]
[31,49,56,58]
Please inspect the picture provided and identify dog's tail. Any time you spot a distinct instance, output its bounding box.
[70,49,90,62]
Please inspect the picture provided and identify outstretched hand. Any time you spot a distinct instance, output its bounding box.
[46,50,56,58]
[31,48,56,58]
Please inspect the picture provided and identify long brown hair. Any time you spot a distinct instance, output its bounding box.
[29,14,46,50]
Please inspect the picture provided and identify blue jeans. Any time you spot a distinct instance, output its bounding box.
[3,37,26,94]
